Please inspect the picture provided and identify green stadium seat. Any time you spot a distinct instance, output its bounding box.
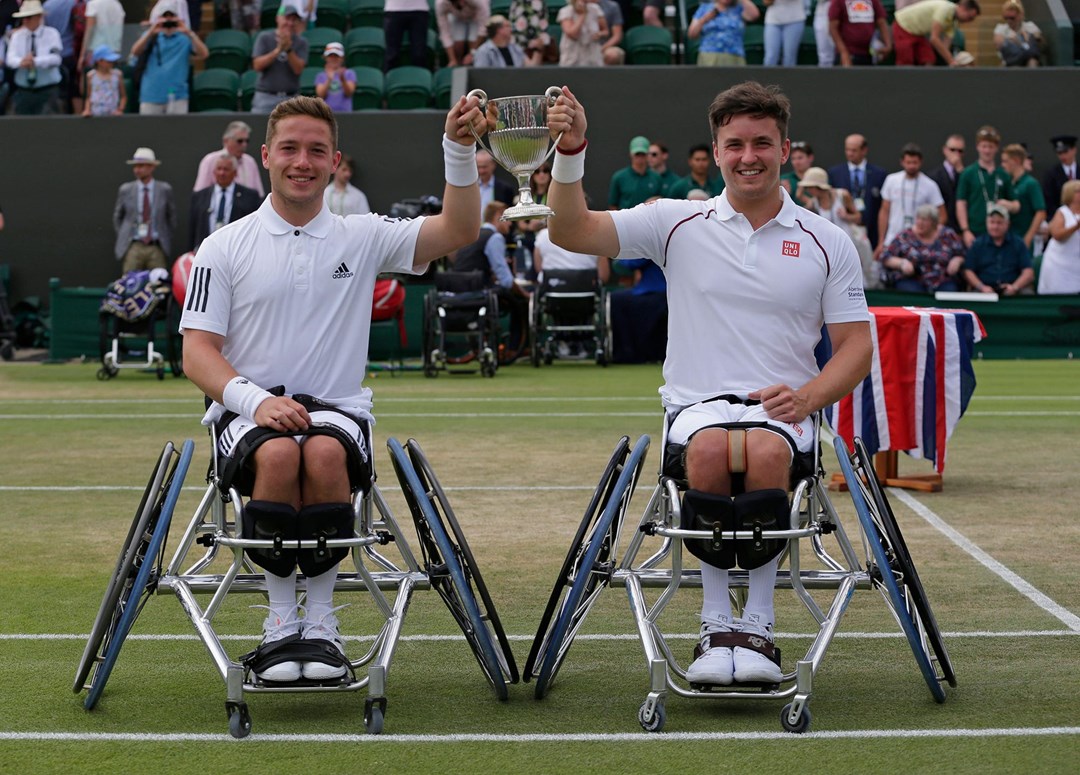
[384,65,433,109]
[396,27,439,69]
[191,68,241,112]
[744,24,765,65]
[351,65,384,110]
[489,0,511,18]
[260,0,280,29]
[624,25,672,65]
[349,0,385,29]
[345,26,386,69]
[124,75,137,113]
[797,24,817,65]
[300,66,322,97]
[302,27,345,68]
[314,0,349,31]
[432,65,458,109]
[240,69,259,111]
[205,29,253,73]
[684,30,698,65]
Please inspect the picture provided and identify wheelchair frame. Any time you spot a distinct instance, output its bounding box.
[527,270,611,367]
[74,428,517,737]
[525,420,955,733]
[422,285,501,378]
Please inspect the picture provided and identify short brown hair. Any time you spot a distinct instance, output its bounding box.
[265,95,339,151]
[483,200,507,223]
[1001,143,1028,163]
[975,125,1001,146]
[708,81,791,143]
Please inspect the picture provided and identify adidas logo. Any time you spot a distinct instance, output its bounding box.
[331,262,354,279]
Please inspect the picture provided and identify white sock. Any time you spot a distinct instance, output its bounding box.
[700,562,732,626]
[265,570,298,621]
[742,557,780,633]
[303,563,340,621]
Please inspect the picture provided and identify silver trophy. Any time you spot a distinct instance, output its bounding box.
[467,86,562,221]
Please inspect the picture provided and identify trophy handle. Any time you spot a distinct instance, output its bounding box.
[543,87,564,165]
[466,88,491,151]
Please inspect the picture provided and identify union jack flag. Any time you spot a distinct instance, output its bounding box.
[820,307,986,473]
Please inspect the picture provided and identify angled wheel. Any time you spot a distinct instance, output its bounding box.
[526,435,650,698]
[833,436,952,703]
[387,438,510,700]
[405,439,518,686]
[79,439,194,710]
[73,442,174,694]
[852,437,956,689]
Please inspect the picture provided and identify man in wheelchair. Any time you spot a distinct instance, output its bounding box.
[546,81,873,685]
[180,94,484,682]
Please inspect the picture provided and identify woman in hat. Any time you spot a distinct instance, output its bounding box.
[82,44,126,116]
[797,166,878,287]
[314,41,355,113]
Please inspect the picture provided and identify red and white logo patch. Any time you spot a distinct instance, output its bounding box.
[782,240,800,258]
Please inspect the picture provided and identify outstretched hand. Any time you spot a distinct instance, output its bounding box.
[548,86,588,151]
[446,93,484,145]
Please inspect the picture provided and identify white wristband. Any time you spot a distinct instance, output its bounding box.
[443,133,478,187]
[222,376,273,420]
[552,142,587,184]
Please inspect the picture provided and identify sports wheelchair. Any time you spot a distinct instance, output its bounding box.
[523,416,955,733]
[528,269,610,367]
[73,414,517,737]
[422,271,502,378]
[97,269,183,380]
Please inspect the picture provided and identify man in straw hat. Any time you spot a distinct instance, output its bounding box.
[179,94,484,682]
[113,147,176,273]
[4,0,63,115]
[546,81,872,687]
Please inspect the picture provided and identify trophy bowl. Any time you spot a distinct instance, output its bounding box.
[467,86,562,221]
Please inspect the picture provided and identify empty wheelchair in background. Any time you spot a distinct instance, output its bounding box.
[74,419,517,737]
[528,268,610,367]
[422,270,502,378]
[97,268,183,380]
[525,420,955,733]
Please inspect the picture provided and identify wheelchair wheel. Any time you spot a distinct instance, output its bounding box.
[79,439,194,710]
[526,435,650,699]
[387,438,510,700]
[422,292,440,378]
[853,438,956,689]
[73,442,174,694]
[405,439,519,686]
[832,436,951,703]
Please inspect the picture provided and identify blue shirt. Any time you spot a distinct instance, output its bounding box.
[692,2,747,57]
[482,226,514,289]
[43,0,75,57]
[964,231,1032,286]
[620,258,667,295]
[139,32,193,104]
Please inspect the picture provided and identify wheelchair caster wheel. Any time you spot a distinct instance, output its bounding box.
[780,703,811,734]
[364,697,387,735]
[227,702,251,739]
[638,700,666,733]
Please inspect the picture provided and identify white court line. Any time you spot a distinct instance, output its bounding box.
[2,727,1078,744]
[3,630,1076,643]
[7,395,1079,405]
[0,413,659,420]
[891,488,1080,632]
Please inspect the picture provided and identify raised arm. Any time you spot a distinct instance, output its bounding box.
[546,86,620,258]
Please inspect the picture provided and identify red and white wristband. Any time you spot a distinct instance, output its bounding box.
[222,375,273,420]
[552,140,587,184]
[443,133,478,188]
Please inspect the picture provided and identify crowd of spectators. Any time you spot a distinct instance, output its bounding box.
[0,0,1061,116]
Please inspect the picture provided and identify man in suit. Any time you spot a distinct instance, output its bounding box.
[927,133,966,233]
[827,133,887,249]
[113,147,176,273]
[1042,135,1077,216]
[475,148,516,219]
[189,153,261,252]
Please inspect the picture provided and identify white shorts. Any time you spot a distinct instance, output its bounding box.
[216,409,368,463]
[448,18,480,43]
[667,400,815,459]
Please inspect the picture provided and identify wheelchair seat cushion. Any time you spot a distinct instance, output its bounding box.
[434,270,487,294]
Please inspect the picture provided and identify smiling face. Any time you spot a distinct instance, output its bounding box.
[263,115,340,221]
[713,113,788,209]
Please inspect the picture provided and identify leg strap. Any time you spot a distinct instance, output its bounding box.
[727,428,747,474]
[680,489,737,570]
[240,633,351,677]
[242,500,298,576]
[296,502,354,577]
[733,489,789,570]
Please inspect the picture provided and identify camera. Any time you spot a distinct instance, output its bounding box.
[162,19,178,28]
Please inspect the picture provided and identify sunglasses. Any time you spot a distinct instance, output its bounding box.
[946,146,965,153]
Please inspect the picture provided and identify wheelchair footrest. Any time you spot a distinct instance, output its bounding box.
[240,633,353,684]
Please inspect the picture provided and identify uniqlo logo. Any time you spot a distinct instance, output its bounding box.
[782,240,800,257]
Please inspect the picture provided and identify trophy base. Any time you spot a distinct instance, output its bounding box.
[500,203,555,222]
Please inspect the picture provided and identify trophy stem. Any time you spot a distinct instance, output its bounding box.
[515,174,535,208]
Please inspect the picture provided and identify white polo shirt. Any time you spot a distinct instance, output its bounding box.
[610,188,869,409]
[534,227,598,274]
[180,197,424,421]
[879,170,945,247]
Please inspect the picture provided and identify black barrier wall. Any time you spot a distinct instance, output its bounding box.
[1,67,1078,302]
